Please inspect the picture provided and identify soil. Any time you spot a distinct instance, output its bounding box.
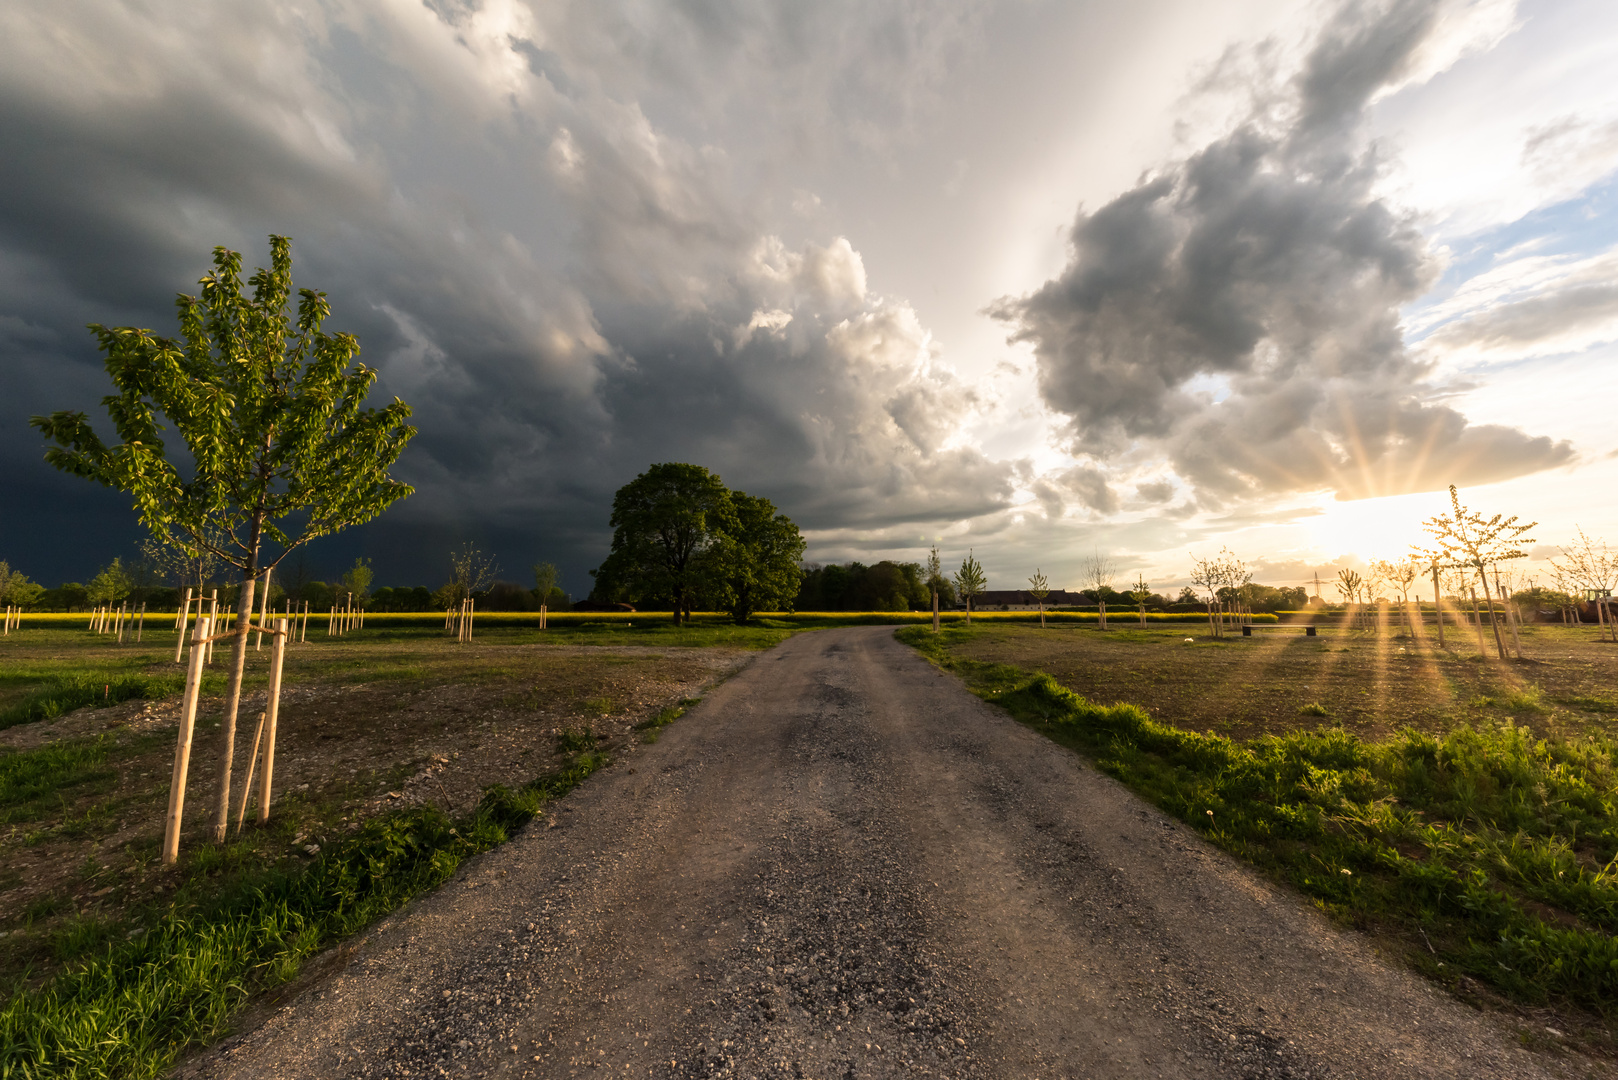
[945,621,1618,742]
[0,639,749,984]
[182,627,1605,1079]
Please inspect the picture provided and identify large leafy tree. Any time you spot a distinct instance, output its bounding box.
[31,236,416,842]
[593,463,734,625]
[711,491,805,624]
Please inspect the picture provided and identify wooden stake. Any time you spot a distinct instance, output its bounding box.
[137,604,145,643]
[174,593,192,664]
[206,590,219,665]
[258,620,287,823]
[234,711,267,832]
[932,589,940,633]
[176,587,191,630]
[255,569,271,651]
[162,616,211,865]
[1431,565,1445,649]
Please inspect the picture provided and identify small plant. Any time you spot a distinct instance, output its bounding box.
[555,726,597,754]
[579,695,615,717]
[1298,702,1330,717]
[1501,684,1549,715]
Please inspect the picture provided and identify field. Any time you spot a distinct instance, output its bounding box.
[0,615,810,1076]
[900,619,1618,1052]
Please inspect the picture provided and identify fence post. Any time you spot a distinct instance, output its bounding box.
[163,616,211,865]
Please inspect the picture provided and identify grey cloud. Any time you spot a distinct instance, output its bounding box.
[1428,282,1618,351]
[0,0,1011,587]
[992,0,1569,504]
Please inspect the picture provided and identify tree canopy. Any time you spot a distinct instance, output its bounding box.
[593,463,735,625]
[711,491,805,624]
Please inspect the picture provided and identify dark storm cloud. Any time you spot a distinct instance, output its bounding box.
[0,0,1008,587]
[992,0,1571,504]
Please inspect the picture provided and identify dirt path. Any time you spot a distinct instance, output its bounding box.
[190,627,1585,1079]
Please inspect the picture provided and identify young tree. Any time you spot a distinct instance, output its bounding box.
[340,558,374,606]
[31,236,416,842]
[925,546,946,632]
[1372,557,1420,636]
[441,543,498,608]
[1190,555,1222,637]
[1551,527,1618,642]
[1027,569,1050,629]
[1081,550,1116,629]
[87,558,132,608]
[953,551,986,624]
[711,491,806,624]
[533,561,559,605]
[1130,574,1152,628]
[593,463,734,625]
[1421,486,1536,660]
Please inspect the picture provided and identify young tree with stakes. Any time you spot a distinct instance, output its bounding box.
[1027,569,1050,628]
[953,551,986,625]
[1421,486,1535,661]
[1082,550,1116,630]
[925,546,946,632]
[1551,527,1618,643]
[1130,574,1152,628]
[31,236,416,844]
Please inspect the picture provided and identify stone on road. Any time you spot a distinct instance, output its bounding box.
[198,627,1562,1079]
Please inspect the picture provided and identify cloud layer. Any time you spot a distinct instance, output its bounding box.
[993,0,1572,506]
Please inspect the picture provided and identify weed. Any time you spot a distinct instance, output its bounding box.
[555,725,597,754]
[633,698,700,743]
[1299,702,1331,717]
[579,695,615,717]
[1555,694,1618,713]
[1501,684,1550,714]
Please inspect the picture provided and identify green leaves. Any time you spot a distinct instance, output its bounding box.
[953,551,986,604]
[711,491,805,624]
[594,463,735,622]
[30,235,417,577]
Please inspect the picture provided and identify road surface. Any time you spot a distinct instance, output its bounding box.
[195,626,1572,1079]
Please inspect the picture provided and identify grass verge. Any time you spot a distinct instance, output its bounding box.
[0,747,609,1080]
[0,674,204,733]
[899,625,1618,1024]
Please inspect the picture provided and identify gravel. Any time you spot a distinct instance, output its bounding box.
[185,627,1599,1079]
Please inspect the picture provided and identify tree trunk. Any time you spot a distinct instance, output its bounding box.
[1477,571,1507,660]
[965,597,972,625]
[1098,599,1106,631]
[932,588,939,633]
[212,574,256,843]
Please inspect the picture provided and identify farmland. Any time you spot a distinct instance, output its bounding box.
[0,618,783,998]
[901,618,1618,1049]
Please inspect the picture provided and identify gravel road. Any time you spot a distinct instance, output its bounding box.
[193,627,1584,1080]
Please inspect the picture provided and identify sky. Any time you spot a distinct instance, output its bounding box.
[2,0,1616,598]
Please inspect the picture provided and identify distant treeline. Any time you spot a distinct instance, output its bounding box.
[791,563,1310,613]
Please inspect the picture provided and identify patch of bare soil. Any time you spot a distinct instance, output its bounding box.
[0,644,750,987]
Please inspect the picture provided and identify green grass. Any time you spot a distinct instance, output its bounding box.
[0,674,198,733]
[900,625,1618,1018]
[633,698,701,743]
[0,740,118,826]
[0,746,611,1080]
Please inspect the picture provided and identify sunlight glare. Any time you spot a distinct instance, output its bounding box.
[1304,491,1448,564]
